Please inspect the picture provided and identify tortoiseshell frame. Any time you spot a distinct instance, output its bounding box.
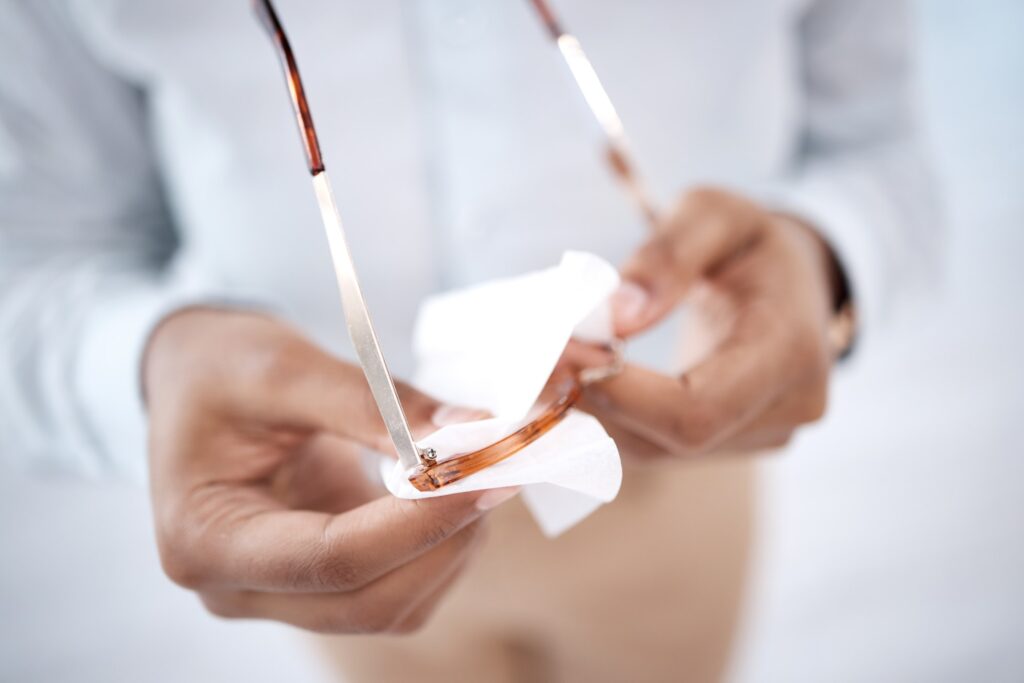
[409,377,582,491]
[254,0,596,491]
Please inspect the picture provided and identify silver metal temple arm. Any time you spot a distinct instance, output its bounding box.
[311,171,427,470]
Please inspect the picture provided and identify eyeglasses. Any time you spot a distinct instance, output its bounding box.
[526,0,658,227]
[254,0,628,492]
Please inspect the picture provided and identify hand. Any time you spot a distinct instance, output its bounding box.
[143,308,516,633]
[575,187,844,458]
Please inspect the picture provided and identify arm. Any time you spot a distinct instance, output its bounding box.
[777,0,941,341]
[0,2,194,477]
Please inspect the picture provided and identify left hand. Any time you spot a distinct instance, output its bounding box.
[573,187,845,458]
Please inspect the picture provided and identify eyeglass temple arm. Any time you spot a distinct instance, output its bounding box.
[527,0,659,226]
[253,0,427,471]
[529,0,565,40]
[254,0,324,175]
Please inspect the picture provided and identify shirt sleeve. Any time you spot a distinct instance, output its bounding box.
[771,0,941,345]
[0,2,220,480]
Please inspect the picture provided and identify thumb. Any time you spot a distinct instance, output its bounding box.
[611,188,766,337]
[611,232,692,337]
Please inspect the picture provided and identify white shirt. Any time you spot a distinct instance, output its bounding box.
[0,0,936,477]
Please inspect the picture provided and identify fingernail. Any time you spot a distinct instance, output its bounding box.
[432,405,491,428]
[475,486,520,511]
[610,282,649,324]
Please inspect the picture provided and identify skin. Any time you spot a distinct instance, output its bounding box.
[143,185,841,634]
[570,186,844,459]
[143,308,516,634]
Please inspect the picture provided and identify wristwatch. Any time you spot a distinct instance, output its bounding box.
[830,298,857,360]
[826,250,857,360]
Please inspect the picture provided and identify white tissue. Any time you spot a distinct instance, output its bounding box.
[382,251,622,536]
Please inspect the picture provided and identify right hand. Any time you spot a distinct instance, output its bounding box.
[143,308,515,634]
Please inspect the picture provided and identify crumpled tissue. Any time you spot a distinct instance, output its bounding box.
[382,251,622,536]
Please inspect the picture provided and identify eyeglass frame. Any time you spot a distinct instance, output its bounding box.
[253,0,632,492]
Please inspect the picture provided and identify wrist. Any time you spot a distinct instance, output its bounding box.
[774,213,845,307]
[772,212,857,359]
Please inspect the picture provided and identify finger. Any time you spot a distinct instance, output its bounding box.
[726,372,827,438]
[178,486,517,593]
[589,394,792,458]
[560,339,617,372]
[711,371,826,453]
[282,351,444,451]
[613,188,764,336]
[588,366,824,459]
[269,433,383,513]
[389,550,474,634]
[581,310,795,454]
[233,336,449,452]
[718,427,794,453]
[201,520,485,634]
[388,520,490,633]
[213,317,488,454]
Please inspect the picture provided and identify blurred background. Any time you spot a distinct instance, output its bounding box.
[1,0,1022,681]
